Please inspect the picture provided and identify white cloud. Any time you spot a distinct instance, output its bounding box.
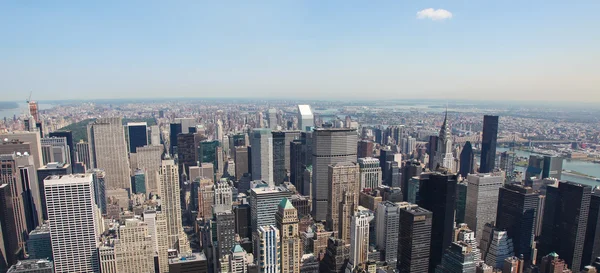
[417,8,453,21]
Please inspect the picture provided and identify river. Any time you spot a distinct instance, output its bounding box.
[496,147,600,187]
[0,102,54,119]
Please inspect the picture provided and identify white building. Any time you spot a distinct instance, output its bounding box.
[228,244,249,273]
[250,129,274,186]
[159,159,190,253]
[297,105,314,132]
[45,174,100,273]
[214,179,233,212]
[348,212,370,271]
[357,157,382,190]
[464,172,505,242]
[254,225,280,273]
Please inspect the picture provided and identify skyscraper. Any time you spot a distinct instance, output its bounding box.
[169,122,182,155]
[357,140,374,159]
[16,155,42,232]
[312,128,357,221]
[418,172,458,272]
[159,159,190,253]
[75,140,91,171]
[459,141,475,178]
[397,205,433,273]
[320,238,350,273]
[495,184,539,262]
[435,242,477,273]
[113,219,156,273]
[0,154,28,269]
[234,146,249,181]
[525,155,563,182]
[251,128,274,186]
[250,186,292,233]
[583,191,600,269]
[88,117,131,190]
[127,122,148,153]
[377,201,415,265]
[465,172,504,242]
[135,145,162,194]
[357,157,382,191]
[327,162,360,242]
[215,211,236,261]
[44,174,100,273]
[272,131,301,185]
[297,105,314,131]
[228,244,249,273]
[254,225,280,273]
[348,212,370,271]
[480,223,514,269]
[0,132,43,170]
[480,115,499,173]
[434,111,455,171]
[539,181,591,271]
[402,159,422,201]
[276,198,302,273]
[48,131,75,172]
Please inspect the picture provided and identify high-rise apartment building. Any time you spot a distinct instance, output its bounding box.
[418,172,458,272]
[495,184,539,262]
[251,129,274,186]
[297,105,314,132]
[276,198,302,273]
[127,122,148,153]
[480,115,499,173]
[88,117,131,190]
[254,225,280,273]
[539,181,591,271]
[44,174,100,273]
[327,162,360,242]
[397,205,433,273]
[465,173,504,242]
[357,157,382,190]
[159,159,190,253]
[312,128,357,221]
[250,186,292,233]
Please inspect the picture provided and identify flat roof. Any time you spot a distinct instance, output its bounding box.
[43,174,93,186]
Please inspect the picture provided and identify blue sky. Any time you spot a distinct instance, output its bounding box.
[1,1,599,102]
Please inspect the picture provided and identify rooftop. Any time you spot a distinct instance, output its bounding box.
[43,174,93,186]
[298,105,313,116]
[168,252,207,264]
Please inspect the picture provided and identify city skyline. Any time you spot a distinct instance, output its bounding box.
[1,1,599,102]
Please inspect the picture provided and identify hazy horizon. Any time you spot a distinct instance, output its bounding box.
[1,1,599,102]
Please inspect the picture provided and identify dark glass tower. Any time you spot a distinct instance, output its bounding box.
[480,115,499,173]
[418,172,457,272]
[583,191,600,268]
[539,181,591,271]
[402,160,422,201]
[127,123,148,153]
[459,141,474,178]
[496,183,539,262]
[427,135,439,171]
[397,206,432,273]
[169,123,182,156]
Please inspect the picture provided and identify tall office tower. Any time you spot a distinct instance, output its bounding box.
[214,179,233,212]
[583,191,600,268]
[480,223,514,269]
[499,151,516,181]
[272,131,301,185]
[456,181,468,224]
[502,256,524,273]
[455,225,482,263]
[276,198,302,273]
[40,136,70,165]
[525,155,563,182]
[177,133,198,175]
[539,253,570,273]
[5,154,41,233]
[251,129,274,186]
[495,184,539,262]
[159,159,190,253]
[312,128,357,221]
[88,117,131,190]
[234,204,251,239]
[49,131,75,171]
[465,173,504,241]
[169,122,182,155]
[459,141,475,178]
[136,145,162,194]
[0,132,43,169]
[427,135,439,170]
[198,182,215,220]
[174,118,196,134]
[127,122,148,153]
[26,224,52,260]
[234,146,249,180]
[434,111,455,171]
[320,238,350,273]
[149,125,161,146]
[397,205,433,273]
[357,157,382,190]
[267,108,277,130]
[75,140,91,170]
[297,105,314,132]
[250,186,292,233]
[418,172,458,272]
[0,155,28,268]
[229,244,249,273]
[376,201,415,264]
[87,169,107,215]
[539,182,591,271]
[402,159,422,201]
[254,225,281,273]
[216,211,236,261]
[112,219,156,273]
[44,174,99,273]
[480,115,499,173]
[348,212,370,271]
[357,140,374,159]
[327,162,360,240]
[435,242,477,273]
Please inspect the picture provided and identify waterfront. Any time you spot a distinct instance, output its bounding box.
[0,102,54,119]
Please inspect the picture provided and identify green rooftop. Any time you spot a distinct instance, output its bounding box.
[279,197,295,210]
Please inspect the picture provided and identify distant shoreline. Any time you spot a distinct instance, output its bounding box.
[0,102,19,110]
